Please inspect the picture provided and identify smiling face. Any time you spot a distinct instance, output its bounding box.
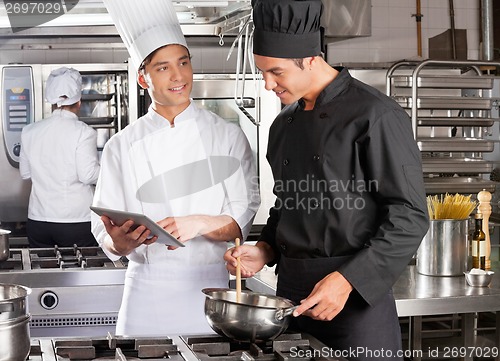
[138,44,193,120]
[254,54,314,106]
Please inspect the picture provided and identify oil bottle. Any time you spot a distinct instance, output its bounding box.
[472,213,486,270]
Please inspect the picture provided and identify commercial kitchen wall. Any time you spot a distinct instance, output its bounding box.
[0,0,482,68]
[327,0,481,64]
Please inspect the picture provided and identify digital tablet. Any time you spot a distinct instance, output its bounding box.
[90,206,185,248]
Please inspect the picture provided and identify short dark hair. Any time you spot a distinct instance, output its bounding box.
[139,45,192,72]
[292,58,305,70]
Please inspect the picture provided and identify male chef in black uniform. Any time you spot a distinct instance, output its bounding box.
[224,0,429,359]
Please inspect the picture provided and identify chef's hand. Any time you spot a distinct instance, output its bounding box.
[157,215,204,249]
[224,242,273,278]
[293,271,353,321]
[158,215,241,250]
[101,215,157,256]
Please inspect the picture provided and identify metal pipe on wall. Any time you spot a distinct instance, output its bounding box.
[415,0,423,57]
[448,0,457,60]
[481,0,494,61]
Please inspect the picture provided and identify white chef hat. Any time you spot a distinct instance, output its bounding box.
[45,67,82,107]
[103,0,188,71]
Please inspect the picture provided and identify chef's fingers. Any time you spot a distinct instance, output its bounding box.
[157,216,175,228]
[100,215,114,230]
[228,244,247,259]
[292,297,319,317]
[101,217,134,237]
[170,229,181,240]
[223,249,238,274]
[223,247,238,265]
[130,225,151,244]
[159,217,178,235]
[301,300,340,321]
[142,234,158,245]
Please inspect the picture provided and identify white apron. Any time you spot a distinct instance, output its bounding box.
[116,261,227,336]
[114,111,232,336]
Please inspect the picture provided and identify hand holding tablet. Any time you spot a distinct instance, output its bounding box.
[90,206,185,248]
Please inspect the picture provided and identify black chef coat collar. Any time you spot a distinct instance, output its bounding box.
[298,66,349,111]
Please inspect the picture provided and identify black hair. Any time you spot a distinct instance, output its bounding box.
[139,45,192,72]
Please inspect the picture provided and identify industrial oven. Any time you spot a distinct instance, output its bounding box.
[0,63,130,229]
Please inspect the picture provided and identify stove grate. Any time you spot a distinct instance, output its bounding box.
[0,249,22,270]
[182,333,326,361]
[50,335,185,360]
[28,245,121,269]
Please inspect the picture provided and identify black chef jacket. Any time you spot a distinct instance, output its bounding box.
[259,67,429,306]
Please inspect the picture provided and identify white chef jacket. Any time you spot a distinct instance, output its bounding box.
[91,102,260,335]
[19,109,100,222]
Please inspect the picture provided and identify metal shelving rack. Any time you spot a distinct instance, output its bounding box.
[386,59,500,195]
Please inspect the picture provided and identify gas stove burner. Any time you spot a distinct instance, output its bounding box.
[182,333,329,361]
[27,333,342,361]
[52,334,184,360]
[0,249,22,270]
[29,245,121,269]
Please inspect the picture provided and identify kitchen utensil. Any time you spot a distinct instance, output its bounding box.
[0,229,10,262]
[0,314,30,361]
[464,270,494,287]
[235,238,241,303]
[202,288,298,342]
[0,283,31,321]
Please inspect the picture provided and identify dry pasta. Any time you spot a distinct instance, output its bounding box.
[427,193,477,220]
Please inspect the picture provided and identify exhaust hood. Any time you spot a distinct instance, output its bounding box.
[322,0,371,42]
[0,0,252,36]
[0,0,371,40]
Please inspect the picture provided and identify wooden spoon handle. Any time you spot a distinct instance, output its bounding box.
[235,237,241,303]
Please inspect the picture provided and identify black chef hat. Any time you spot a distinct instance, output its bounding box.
[252,0,323,58]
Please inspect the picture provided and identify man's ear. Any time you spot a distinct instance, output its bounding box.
[305,56,316,70]
[137,70,149,89]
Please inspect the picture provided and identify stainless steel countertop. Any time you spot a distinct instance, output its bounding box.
[245,264,500,317]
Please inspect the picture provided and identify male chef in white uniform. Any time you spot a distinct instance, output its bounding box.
[92,0,260,335]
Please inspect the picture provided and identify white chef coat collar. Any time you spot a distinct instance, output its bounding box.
[51,108,79,120]
[148,100,196,126]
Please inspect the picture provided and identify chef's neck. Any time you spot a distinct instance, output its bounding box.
[301,61,339,111]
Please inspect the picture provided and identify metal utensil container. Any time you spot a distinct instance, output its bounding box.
[0,314,30,361]
[417,219,468,276]
[0,284,31,321]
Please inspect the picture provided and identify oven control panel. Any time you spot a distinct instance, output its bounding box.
[2,66,34,167]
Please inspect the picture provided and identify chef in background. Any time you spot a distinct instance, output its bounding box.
[92,0,259,335]
[19,67,100,248]
[225,0,428,359]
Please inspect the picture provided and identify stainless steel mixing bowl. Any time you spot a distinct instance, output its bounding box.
[464,270,495,287]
